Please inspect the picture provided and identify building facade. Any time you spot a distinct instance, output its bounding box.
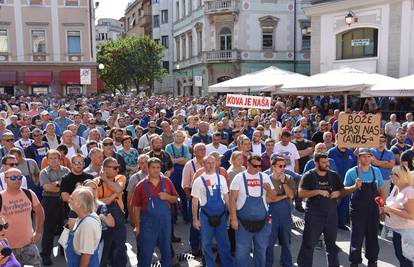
[173,0,312,96]
[96,18,124,44]
[152,0,174,94]
[306,0,414,77]
[0,0,99,96]
[125,0,146,36]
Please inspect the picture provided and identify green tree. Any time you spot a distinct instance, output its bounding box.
[97,35,167,95]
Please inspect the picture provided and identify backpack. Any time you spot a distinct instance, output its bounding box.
[0,189,33,212]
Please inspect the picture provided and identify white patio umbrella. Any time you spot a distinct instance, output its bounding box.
[208,66,310,93]
[361,74,414,97]
[276,67,398,109]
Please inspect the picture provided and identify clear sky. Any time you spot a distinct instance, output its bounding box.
[95,0,130,20]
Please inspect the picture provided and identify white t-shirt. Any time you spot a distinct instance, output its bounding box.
[191,173,228,206]
[273,142,300,172]
[73,213,102,255]
[14,139,33,150]
[0,172,28,190]
[230,171,273,211]
[251,143,263,156]
[268,126,282,142]
[205,143,228,156]
[67,146,76,160]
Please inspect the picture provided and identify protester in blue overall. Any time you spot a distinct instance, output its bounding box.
[165,130,191,222]
[229,155,274,267]
[297,152,358,267]
[344,148,386,267]
[132,157,178,267]
[191,155,234,267]
[95,157,128,267]
[66,187,101,267]
[328,141,357,230]
[266,156,295,267]
[182,143,206,256]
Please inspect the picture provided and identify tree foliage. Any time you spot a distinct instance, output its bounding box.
[97,35,167,95]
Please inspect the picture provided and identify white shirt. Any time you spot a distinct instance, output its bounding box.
[268,126,282,142]
[251,143,263,156]
[67,146,76,159]
[0,172,28,190]
[73,213,102,255]
[191,173,228,206]
[14,139,33,150]
[230,171,273,211]
[273,142,300,172]
[138,134,151,150]
[205,143,228,156]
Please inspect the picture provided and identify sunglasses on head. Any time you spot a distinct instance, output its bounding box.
[103,142,113,146]
[0,222,8,231]
[6,175,23,181]
[106,165,119,170]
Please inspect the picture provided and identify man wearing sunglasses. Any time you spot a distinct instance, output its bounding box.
[102,137,126,175]
[229,154,274,267]
[1,168,44,267]
[94,157,127,267]
[24,128,49,168]
[266,156,295,267]
[0,132,18,168]
[39,149,70,266]
[371,135,395,197]
[0,155,28,190]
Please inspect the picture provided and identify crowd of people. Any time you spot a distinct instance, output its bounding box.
[0,94,412,267]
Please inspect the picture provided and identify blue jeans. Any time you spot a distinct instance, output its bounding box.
[235,222,271,267]
[199,212,234,267]
[393,231,414,267]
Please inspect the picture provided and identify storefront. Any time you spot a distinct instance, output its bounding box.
[0,71,17,95]
[59,70,83,95]
[24,71,53,95]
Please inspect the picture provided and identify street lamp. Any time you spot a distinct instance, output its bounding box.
[98,63,105,70]
[345,11,355,26]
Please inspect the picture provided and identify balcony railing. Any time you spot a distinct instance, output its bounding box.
[206,50,240,62]
[204,0,238,14]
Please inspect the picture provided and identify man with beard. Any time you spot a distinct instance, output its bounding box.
[390,131,411,165]
[297,153,358,267]
[146,135,173,177]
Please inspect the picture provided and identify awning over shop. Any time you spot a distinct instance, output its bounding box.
[59,70,80,85]
[24,71,52,86]
[0,71,17,85]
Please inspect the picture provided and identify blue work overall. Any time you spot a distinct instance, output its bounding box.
[66,216,100,267]
[199,174,234,267]
[100,191,127,267]
[170,145,189,222]
[189,160,201,251]
[236,173,271,267]
[297,171,340,267]
[138,177,172,267]
[265,176,293,267]
[349,167,380,265]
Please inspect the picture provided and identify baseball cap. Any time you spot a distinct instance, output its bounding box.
[358,148,372,156]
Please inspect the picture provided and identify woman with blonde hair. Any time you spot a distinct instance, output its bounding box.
[227,151,246,186]
[384,166,414,266]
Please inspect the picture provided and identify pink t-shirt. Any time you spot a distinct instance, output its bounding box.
[0,190,40,249]
[385,186,414,230]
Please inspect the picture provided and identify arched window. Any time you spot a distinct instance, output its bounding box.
[336,27,378,60]
[219,27,232,51]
